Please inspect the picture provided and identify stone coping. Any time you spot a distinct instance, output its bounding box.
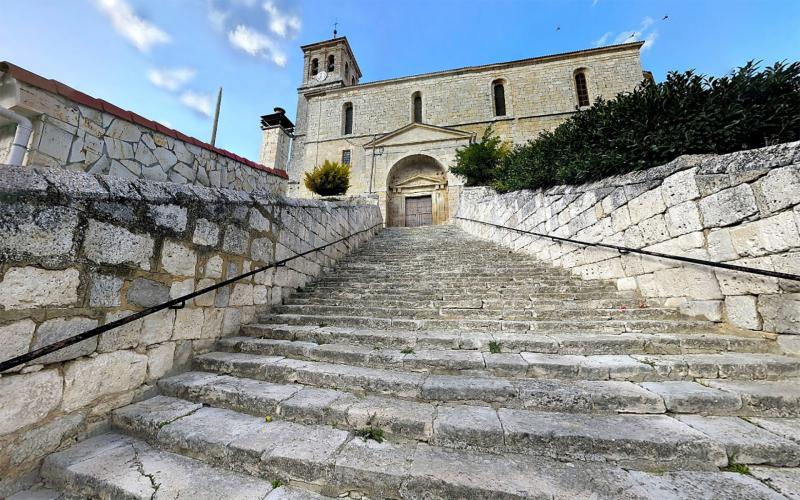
[0,164,374,210]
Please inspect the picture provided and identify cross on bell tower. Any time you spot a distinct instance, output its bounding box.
[333,21,338,38]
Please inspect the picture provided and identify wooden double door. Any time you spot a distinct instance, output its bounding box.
[404,195,433,227]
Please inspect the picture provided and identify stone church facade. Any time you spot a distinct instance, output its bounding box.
[260,37,647,226]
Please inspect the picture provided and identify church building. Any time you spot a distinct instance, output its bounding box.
[259,37,647,226]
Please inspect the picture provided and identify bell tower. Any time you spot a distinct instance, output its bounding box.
[300,36,361,89]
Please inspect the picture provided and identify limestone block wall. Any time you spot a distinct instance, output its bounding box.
[0,65,288,194]
[456,142,800,337]
[0,165,382,494]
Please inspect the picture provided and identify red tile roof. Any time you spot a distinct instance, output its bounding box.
[0,61,289,180]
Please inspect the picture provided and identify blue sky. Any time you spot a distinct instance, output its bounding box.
[2,0,799,161]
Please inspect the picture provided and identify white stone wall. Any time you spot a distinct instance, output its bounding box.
[0,165,381,494]
[456,142,800,336]
[289,45,644,197]
[1,81,286,195]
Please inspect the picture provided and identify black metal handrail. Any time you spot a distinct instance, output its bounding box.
[0,222,384,373]
[455,216,800,282]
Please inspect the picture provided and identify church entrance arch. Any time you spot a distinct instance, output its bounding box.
[386,154,448,227]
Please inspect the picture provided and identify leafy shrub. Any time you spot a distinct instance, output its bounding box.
[467,61,800,193]
[304,160,350,196]
[451,126,511,186]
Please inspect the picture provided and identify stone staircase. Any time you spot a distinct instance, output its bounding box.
[28,226,800,499]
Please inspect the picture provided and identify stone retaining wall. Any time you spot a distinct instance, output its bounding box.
[0,165,381,494]
[456,142,800,337]
[0,65,287,194]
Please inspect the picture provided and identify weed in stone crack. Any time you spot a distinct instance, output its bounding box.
[723,463,750,474]
[400,347,414,354]
[488,341,501,354]
[319,323,328,328]
[264,415,273,423]
[271,479,283,489]
[355,427,385,443]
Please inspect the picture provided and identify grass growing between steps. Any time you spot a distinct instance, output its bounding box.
[722,463,750,474]
[400,347,414,354]
[355,427,385,443]
[488,341,502,354]
[271,479,283,489]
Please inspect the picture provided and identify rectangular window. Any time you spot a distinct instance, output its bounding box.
[342,149,351,165]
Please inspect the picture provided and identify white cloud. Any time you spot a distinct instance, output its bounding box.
[93,0,170,53]
[263,1,301,39]
[180,91,213,117]
[595,17,658,51]
[208,5,229,32]
[593,32,612,46]
[228,24,287,66]
[147,67,197,92]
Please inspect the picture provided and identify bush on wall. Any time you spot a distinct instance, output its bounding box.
[454,61,800,192]
[450,126,511,186]
[304,160,351,196]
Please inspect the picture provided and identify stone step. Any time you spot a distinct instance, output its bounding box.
[159,370,800,466]
[241,324,779,355]
[303,283,616,293]
[272,304,685,321]
[261,313,717,334]
[217,338,798,382]
[40,432,313,499]
[192,351,800,416]
[108,396,795,497]
[286,296,648,310]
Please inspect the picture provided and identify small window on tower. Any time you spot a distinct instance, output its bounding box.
[345,62,350,81]
[310,58,319,77]
[327,55,335,72]
[351,76,356,86]
[342,150,351,165]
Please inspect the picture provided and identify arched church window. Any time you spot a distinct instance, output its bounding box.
[343,102,353,135]
[492,80,506,116]
[327,55,335,72]
[310,58,319,77]
[412,92,422,123]
[345,62,350,81]
[351,76,356,86]
[575,71,590,107]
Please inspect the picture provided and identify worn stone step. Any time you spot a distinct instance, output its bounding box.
[292,289,642,302]
[40,432,312,499]
[260,312,718,334]
[242,324,777,355]
[192,351,800,416]
[158,371,800,469]
[218,338,798,381]
[286,296,648,310]
[273,304,685,321]
[193,351,665,413]
[109,396,791,498]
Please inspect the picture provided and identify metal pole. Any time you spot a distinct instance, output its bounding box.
[210,87,222,146]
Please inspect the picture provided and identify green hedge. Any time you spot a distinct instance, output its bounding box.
[456,61,800,192]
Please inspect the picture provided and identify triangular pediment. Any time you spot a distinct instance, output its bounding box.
[393,174,446,188]
[365,123,474,148]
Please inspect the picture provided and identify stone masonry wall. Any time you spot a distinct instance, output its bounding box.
[0,165,382,494]
[0,72,287,194]
[456,142,800,338]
